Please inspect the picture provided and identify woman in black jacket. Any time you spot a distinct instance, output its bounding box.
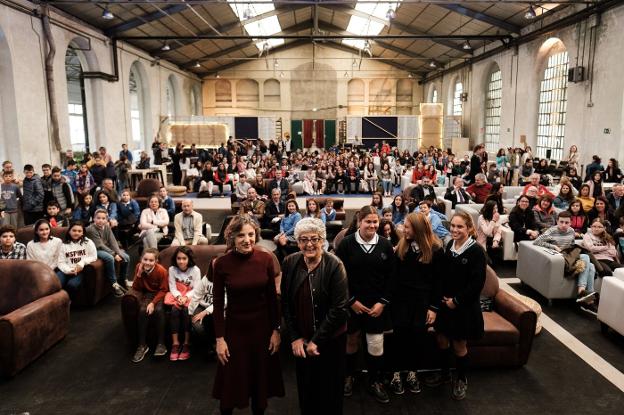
[389,212,444,395]
[508,195,539,242]
[604,158,623,183]
[281,218,349,415]
[426,211,486,401]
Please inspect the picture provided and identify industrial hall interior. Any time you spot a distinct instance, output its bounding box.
[1,0,624,414]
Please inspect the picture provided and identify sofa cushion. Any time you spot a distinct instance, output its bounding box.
[0,260,61,315]
[158,245,227,276]
[471,311,520,346]
[16,226,67,245]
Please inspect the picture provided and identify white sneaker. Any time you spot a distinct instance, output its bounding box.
[112,282,126,297]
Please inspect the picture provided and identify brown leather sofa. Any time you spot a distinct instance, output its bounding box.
[468,266,538,367]
[0,260,70,377]
[121,244,228,347]
[16,226,112,307]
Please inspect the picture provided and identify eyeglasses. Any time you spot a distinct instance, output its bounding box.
[297,237,323,245]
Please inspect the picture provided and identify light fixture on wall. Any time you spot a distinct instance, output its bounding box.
[101,5,114,20]
[462,40,472,50]
[408,73,413,78]
[279,71,285,78]
[525,5,537,20]
[194,61,201,68]
[274,59,279,68]
[363,40,373,58]
[429,60,438,68]
[386,7,396,21]
[161,42,171,51]
[215,73,220,78]
[344,71,350,78]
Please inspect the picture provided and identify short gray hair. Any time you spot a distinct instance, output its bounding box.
[475,173,486,181]
[294,217,326,240]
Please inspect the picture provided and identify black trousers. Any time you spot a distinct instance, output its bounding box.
[137,292,165,346]
[170,306,191,335]
[295,333,346,415]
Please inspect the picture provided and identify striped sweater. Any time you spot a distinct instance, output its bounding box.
[533,226,575,251]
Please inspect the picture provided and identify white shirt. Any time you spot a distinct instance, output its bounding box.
[26,237,63,269]
[355,230,379,254]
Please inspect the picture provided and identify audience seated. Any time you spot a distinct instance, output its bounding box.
[0,225,26,259]
[466,173,492,204]
[445,177,472,208]
[173,200,209,246]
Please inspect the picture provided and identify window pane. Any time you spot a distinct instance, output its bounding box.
[484,70,502,153]
[537,51,568,161]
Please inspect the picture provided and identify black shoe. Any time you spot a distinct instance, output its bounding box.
[389,372,404,395]
[406,371,422,394]
[132,345,149,363]
[344,376,354,397]
[368,382,390,404]
[451,377,468,400]
[423,371,451,387]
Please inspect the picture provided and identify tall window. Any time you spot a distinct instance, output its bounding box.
[453,81,463,116]
[65,46,89,152]
[166,76,176,117]
[129,65,144,147]
[537,51,569,161]
[484,69,502,153]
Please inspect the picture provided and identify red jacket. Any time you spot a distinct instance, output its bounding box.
[132,263,168,305]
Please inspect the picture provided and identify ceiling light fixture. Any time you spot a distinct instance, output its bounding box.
[274,59,279,67]
[363,40,373,58]
[429,60,438,68]
[101,5,114,20]
[525,5,537,20]
[194,61,201,68]
[462,40,472,50]
[386,7,396,21]
[215,73,220,78]
[161,42,170,51]
[408,73,413,78]
[242,5,253,20]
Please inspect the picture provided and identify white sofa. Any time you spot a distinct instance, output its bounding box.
[597,269,624,336]
[455,204,517,260]
[516,241,582,301]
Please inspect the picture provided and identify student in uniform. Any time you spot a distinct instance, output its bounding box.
[335,205,395,404]
[426,211,486,401]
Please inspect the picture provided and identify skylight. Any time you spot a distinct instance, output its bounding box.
[343,1,402,50]
[227,0,283,50]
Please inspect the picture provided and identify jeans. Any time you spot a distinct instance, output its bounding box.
[381,179,392,194]
[56,270,83,293]
[97,250,130,285]
[577,254,596,291]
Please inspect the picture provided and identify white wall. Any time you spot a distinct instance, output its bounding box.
[422,4,624,167]
[202,43,423,140]
[0,0,202,169]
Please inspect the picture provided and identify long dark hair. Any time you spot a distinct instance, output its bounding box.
[170,245,196,270]
[64,221,87,244]
[480,200,499,221]
[391,195,407,215]
[33,219,52,243]
[378,219,400,246]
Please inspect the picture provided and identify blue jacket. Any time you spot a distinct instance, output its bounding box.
[73,206,92,223]
[280,212,302,236]
[428,212,449,239]
[392,209,406,225]
[321,208,336,222]
[94,202,118,221]
[163,196,176,220]
[22,174,44,212]
[118,200,140,222]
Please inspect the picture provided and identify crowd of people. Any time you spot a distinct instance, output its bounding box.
[1,137,623,414]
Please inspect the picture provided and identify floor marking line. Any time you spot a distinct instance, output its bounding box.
[499,280,624,393]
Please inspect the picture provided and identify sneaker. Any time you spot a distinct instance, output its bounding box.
[169,344,180,361]
[368,382,390,404]
[576,290,596,303]
[154,343,167,357]
[178,344,191,361]
[132,345,149,363]
[112,282,125,297]
[423,371,452,388]
[579,301,598,316]
[389,372,404,395]
[344,376,354,397]
[451,377,468,401]
[406,371,422,394]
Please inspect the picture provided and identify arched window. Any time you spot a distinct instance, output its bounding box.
[537,49,569,160]
[65,45,89,152]
[263,79,280,103]
[215,80,232,104]
[431,88,438,103]
[129,62,148,148]
[452,80,463,116]
[190,85,201,116]
[348,79,365,102]
[485,68,502,153]
[236,79,259,102]
[166,75,176,117]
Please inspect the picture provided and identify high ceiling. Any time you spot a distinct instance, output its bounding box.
[43,0,578,77]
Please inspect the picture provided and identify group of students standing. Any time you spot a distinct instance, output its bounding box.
[195,205,486,414]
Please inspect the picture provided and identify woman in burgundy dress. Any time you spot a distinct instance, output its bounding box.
[213,215,284,414]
